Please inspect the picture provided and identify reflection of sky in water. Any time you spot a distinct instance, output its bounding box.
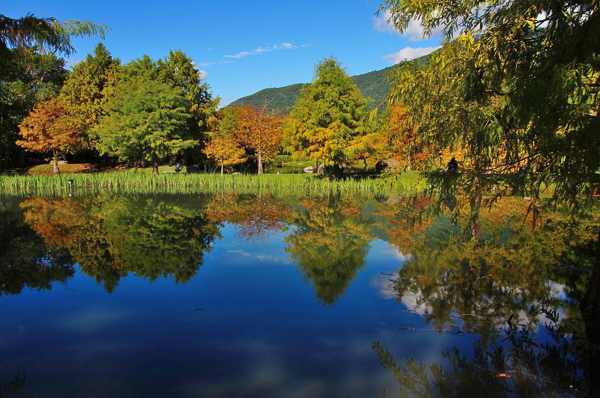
[0,212,572,397]
[0,223,470,397]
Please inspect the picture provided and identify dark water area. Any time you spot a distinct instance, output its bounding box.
[0,193,599,397]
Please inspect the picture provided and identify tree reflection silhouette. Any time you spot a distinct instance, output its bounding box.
[0,373,25,397]
[0,199,73,296]
[205,193,290,243]
[373,198,600,397]
[19,195,221,292]
[285,196,374,305]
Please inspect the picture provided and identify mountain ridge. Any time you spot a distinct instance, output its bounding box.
[228,54,431,113]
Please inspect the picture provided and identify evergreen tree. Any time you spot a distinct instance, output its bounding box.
[158,50,219,136]
[59,43,121,149]
[283,57,369,174]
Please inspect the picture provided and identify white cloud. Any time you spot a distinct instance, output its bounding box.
[58,308,130,334]
[225,249,290,264]
[225,42,299,59]
[198,60,234,67]
[373,10,397,34]
[227,51,251,59]
[198,69,208,80]
[382,46,440,64]
[370,274,399,300]
[373,10,444,42]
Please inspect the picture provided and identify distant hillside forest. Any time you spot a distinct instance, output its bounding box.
[229,55,431,113]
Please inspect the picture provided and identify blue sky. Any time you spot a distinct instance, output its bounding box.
[5,1,443,105]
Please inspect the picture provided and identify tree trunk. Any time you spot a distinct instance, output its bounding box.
[258,149,263,174]
[363,158,367,170]
[220,163,224,175]
[152,161,159,175]
[52,151,60,174]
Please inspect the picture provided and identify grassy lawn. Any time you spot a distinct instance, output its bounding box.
[25,163,95,175]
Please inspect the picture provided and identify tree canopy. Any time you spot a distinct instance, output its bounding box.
[17,97,87,173]
[96,73,195,174]
[59,43,121,149]
[283,57,369,174]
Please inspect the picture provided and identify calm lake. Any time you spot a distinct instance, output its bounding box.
[1,193,598,397]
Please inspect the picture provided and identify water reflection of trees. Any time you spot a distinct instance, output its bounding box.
[373,197,600,396]
[284,196,374,305]
[0,373,26,397]
[19,195,221,292]
[205,193,290,242]
[5,193,379,304]
[0,199,73,297]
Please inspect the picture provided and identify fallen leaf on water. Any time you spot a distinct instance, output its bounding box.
[495,373,511,378]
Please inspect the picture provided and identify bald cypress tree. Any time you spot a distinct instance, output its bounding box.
[283,57,369,175]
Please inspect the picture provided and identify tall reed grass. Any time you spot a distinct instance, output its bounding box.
[0,171,427,197]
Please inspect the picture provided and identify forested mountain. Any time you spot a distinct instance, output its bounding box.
[229,54,430,113]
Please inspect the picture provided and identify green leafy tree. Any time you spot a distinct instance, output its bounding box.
[283,57,369,175]
[96,73,195,174]
[59,43,121,149]
[381,0,600,207]
[158,50,219,141]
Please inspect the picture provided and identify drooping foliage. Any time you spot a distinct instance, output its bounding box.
[381,0,600,206]
[0,13,107,72]
[0,13,105,169]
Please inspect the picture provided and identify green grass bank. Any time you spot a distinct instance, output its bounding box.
[0,171,427,197]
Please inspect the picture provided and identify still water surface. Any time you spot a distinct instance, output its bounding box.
[0,193,598,397]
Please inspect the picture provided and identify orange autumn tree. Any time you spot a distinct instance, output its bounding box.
[231,106,283,174]
[17,97,87,173]
[386,105,429,170]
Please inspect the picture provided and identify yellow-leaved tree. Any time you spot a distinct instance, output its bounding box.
[203,136,247,175]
